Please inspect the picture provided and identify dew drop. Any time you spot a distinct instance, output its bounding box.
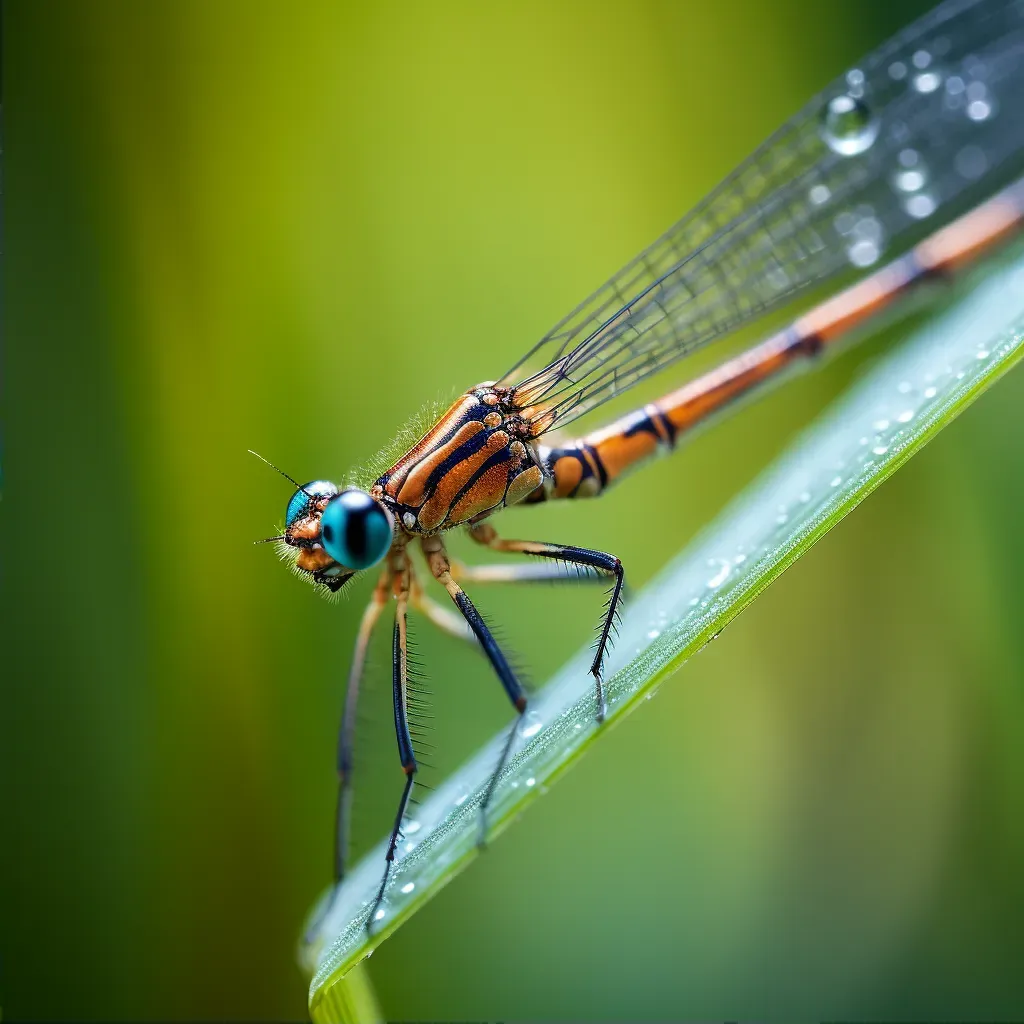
[841,211,884,268]
[798,490,811,503]
[872,445,889,455]
[401,882,415,894]
[897,410,914,423]
[967,98,993,122]
[647,628,661,640]
[706,560,731,588]
[976,349,990,360]
[374,908,386,922]
[924,386,937,398]
[809,183,831,205]
[895,168,926,192]
[404,819,422,835]
[897,381,912,393]
[913,70,942,94]
[889,61,907,80]
[894,151,927,194]
[847,238,881,267]
[912,49,932,69]
[905,193,937,219]
[519,712,543,738]
[821,95,878,156]
[830,475,843,487]
[873,418,891,431]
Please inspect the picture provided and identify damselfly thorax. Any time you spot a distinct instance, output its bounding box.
[372,385,545,536]
[259,0,1024,934]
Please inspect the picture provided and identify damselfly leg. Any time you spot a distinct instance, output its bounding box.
[333,569,391,891]
[410,574,478,645]
[323,533,615,932]
[356,534,534,929]
[421,534,529,843]
[363,549,420,929]
[466,522,624,722]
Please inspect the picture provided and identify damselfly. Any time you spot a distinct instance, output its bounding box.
[258,0,1024,928]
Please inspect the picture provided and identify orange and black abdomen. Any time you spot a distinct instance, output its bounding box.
[374,386,544,534]
[532,403,677,500]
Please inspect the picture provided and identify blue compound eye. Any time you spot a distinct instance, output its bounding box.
[320,490,392,570]
[285,480,338,529]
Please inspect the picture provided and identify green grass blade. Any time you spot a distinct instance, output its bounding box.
[307,963,383,1024]
[305,243,1024,1018]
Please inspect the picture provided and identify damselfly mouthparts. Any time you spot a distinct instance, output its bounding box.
[259,0,1024,930]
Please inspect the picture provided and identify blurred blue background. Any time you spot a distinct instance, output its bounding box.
[6,0,1024,1019]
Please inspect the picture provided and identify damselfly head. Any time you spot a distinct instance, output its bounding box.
[281,481,395,590]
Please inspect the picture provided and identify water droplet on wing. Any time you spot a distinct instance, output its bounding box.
[821,95,878,156]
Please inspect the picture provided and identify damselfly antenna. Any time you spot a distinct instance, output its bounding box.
[247,449,313,496]
[253,534,287,545]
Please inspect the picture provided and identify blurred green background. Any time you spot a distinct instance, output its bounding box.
[7,0,1024,1020]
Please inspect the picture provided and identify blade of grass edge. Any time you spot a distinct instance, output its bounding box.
[305,243,1024,1019]
[305,962,383,1024]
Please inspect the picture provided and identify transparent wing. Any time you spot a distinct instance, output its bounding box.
[501,0,1024,434]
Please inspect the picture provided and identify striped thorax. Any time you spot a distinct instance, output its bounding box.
[373,384,545,535]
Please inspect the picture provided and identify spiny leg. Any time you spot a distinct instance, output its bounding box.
[367,565,417,931]
[422,534,527,842]
[335,570,391,888]
[468,521,624,722]
[305,570,390,941]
